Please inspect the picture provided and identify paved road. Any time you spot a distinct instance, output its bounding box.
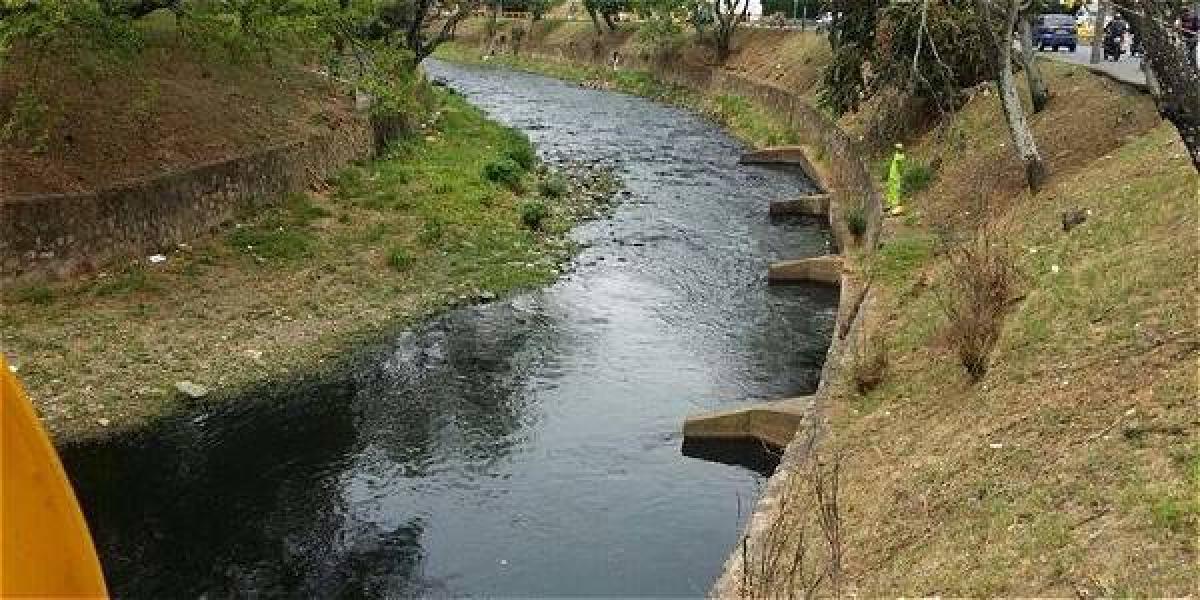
[1039,45,1148,87]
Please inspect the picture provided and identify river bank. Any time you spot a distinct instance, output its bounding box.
[446,20,1198,594]
[2,89,619,443]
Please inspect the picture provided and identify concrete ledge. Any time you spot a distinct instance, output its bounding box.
[682,397,812,450]
[767,255,843,286]
[769,194,830,218]
[739,146,811,165]
[740,145,824,191]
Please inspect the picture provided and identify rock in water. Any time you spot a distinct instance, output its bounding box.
[175,380,210,399]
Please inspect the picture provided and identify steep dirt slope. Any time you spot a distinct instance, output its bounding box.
[0,14,357,196]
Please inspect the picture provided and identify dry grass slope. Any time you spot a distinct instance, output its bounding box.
[812,74,1197,594]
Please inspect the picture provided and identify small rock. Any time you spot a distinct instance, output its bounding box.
[1061,208,1088,232]
[479,291,497,302]
[176,380,210,399]
[96,418,111,427]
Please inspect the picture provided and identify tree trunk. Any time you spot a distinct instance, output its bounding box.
[999,49,1047,191]
[978,0,1047,192]
[1017,12,1049,113]
[1127,0,1200,171]
[712,0,748,62]
[1089,0,1108,64]
[1139,57,1162,98]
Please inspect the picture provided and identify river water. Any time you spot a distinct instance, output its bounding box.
[62,60,836,598]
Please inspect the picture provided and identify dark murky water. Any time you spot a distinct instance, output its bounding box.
[62,61,836,598]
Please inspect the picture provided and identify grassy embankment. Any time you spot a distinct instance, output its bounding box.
[445,21,1198,594]
[1,24,616,442]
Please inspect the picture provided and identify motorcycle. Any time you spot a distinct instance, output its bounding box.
[1103,32,1123,61]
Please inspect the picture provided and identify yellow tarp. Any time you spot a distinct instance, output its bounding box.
[1,355,107,598]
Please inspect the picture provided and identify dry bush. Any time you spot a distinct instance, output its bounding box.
[740,431,844,599]
[851,328,889,395]
[934,222,1021,381]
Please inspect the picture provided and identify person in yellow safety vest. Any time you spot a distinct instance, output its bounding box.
[886,143,907,216]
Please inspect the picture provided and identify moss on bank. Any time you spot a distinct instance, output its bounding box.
[1,90,618,443]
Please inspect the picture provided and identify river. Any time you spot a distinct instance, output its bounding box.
[61,60,836,598]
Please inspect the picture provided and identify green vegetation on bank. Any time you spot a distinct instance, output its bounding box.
[1,90,617,442]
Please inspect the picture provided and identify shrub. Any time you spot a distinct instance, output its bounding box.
[419,218,444,246]
[852,331,889,394]
[502,129,536,171]
[10,284,54,305]
[519,200,549,229]
[388,246,414,271]
[846,205,868,237]
[538,174,569,199]
[902,162,936,197]
[483,158,523,188]
[935,228,1020,381]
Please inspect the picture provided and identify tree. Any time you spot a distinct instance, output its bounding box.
[711,0,748,60]
[976,0,1047,191]
[1016,0,1050,112]
[584,0,627,31]
[1116,0,1200,171]
[1088,0,1107,63]
[364,0,476,63]
[818,0,886,115]
[820,0,990,118]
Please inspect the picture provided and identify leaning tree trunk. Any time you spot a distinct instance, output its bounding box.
[586,5,602,32]
[978,0,1047,192]
[1089,0,1108,64]
[1124,0,1200,171]
[1017,11,1049,113]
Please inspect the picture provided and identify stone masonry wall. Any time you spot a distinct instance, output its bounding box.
[1,119,374,281]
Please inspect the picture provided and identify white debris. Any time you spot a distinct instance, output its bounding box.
[1050,264,1061,274]
[148,254,167,264]
[989,443,1004,449]
[175,380,210,399]
[96,418,111,427]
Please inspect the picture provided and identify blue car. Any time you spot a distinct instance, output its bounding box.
[1036,14,1078,52]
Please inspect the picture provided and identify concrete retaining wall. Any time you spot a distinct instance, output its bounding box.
[1,117,377,280]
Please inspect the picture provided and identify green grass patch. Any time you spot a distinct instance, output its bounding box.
[93,265,155,296]
[8,284,55,305]
[709,94,798,147]
[388,246,415,271]
[868,234,936,287]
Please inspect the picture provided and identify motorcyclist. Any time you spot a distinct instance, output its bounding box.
[1103,14,1128,60]
[1183,7,1199,69]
